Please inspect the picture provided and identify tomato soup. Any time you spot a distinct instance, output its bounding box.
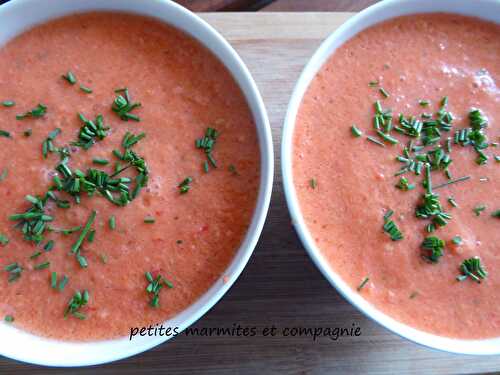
[293,14,500,339]
[0,13,260,340]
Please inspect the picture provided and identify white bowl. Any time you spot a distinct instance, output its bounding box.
[282,0,500,356]
[0,0,273,366]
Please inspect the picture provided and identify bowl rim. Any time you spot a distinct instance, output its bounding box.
[281,0,500,356]
[0,0,273,367]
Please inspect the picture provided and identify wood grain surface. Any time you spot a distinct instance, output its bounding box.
[261,0,380,11]
[1,12,499,375]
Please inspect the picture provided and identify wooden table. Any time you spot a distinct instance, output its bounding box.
[1,11,500,375]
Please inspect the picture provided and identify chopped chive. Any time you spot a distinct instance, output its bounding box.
[51,271,57,288]
[44,240,54,252]
[448,197,458,208]
[310,178,317,189]
[379,88,390,98]
[92,158,109,165]
[4,315,14,323]
[144,216,155,224]
[452,236,463,245]
[383,209,403,241]
[0,234,8,246]
[87,229,95,243]
[0,130,11,138]
[368,80,379,87]
[357,277,369,291]
[351,125,363,137]
[495,156,500,162]
[62,71,76,85]
[419,100,430,107]
[58,275,69,291]
[109,216,116,230]
[433,176,471,190]
[457,256,487,283]
[376,130,399,144]
[395,177,415,191]
[492,210,500,218]
[76,254,88,268]
[30,251,41,259]
[421,236,445,263]
[178,177,192,194]
[64,290,89,319]
[145,271,173,308]
[203,161,209,173]
[0,168,6,182]
[16,103,47,120]
[112,87,141,121]
[2,100,15,107]
[409,291,419,299]
[71,210,96,254]
[80,85,93,94]
[366,136,386,148]
[473,205,486,216]
[34,261,50,270]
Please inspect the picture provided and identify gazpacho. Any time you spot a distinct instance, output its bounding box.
[293,14,500,339]
[0,13,260,340]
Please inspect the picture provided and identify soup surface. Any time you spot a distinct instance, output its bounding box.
[0,13,260,340]
[294,14,500,339]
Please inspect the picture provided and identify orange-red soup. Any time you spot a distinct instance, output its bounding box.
[294,14,500,339]
[0,13,260,340]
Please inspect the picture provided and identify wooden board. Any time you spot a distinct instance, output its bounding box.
[1,12,499,375]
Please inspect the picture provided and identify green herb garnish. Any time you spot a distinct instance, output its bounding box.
[62,71,76,85]
[16,103,47,120]
[51,271,58,288]
[383,209,403,241]
[71,210,96,254]
[195,127,219,171]
[4,315,14,323]
[379,88,390,98]
[357,277,369,291]
[80,85,93,94]
[145,272,173,308]
[473,204,486,216]
[109,216,116,230]
[4,262,22,282]
[64,290,89,319]
[452,236,463,245]
[9,194,53,244]
[351,125,363,137]
[395,176,415,191]
[34,261,50,270]
[421,236,445,263]
[310,178,317,189]
[58,275,69,291]
[72,113,109,150]
[0,130,11,138]
[0,168,7,182]
[92,158,109,165]
[42,128,62,159]
[457,257,487,283]
[0,234,9,246]
[178,177,192,194]
[112,88,141,121]
[144,216,155,224]
[2,100,15,107]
